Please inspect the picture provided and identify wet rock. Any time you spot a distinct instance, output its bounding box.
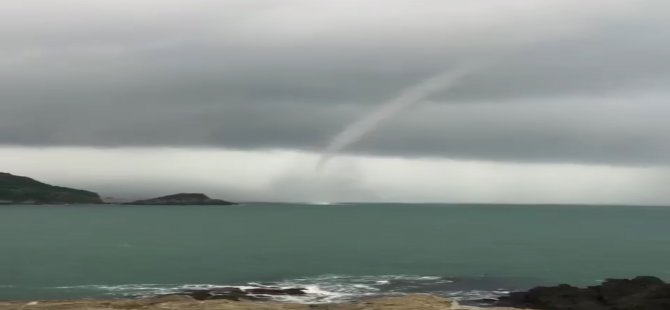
[173,286,307,301]
[500,284,606,310]
[496,276,670,310]
[596,276,669,304]
[246,288,307,295]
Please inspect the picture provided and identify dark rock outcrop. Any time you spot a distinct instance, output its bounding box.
[496,276,670,310]
[166,286,306,301]
[125,193,235,205]
[0,172,103,204]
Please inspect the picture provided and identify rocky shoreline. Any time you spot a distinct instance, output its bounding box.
[493,276,670,310]
[0,294,519,310]
[3,276,670,310]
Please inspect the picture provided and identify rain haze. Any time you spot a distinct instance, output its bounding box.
[2,0,670,204]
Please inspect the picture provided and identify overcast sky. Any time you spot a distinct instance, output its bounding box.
[1,0,670,204]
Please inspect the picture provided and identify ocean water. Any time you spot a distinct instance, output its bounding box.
[1,203,670,303]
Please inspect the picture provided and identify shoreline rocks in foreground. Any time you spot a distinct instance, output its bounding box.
[0,294,520,310]
[2,277,669,309]
[495,276,670,310]
[124,193,235,205]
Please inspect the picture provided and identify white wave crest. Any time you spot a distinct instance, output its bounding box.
[50,274,508,304]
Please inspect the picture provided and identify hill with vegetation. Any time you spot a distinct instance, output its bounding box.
[0,172,102,204]
[126,193,235,205]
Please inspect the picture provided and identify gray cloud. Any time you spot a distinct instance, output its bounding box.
[1,0,670,166]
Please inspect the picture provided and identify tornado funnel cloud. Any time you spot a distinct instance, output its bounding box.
[316,65,478,171]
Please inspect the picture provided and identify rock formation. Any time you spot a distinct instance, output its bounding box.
[168,286,306,301]
[496,276,670,310]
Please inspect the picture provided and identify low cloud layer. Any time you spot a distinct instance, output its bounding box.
[4,147,670,205]
[2,0,670,166]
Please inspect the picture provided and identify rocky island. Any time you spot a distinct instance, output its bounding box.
[125,193,235,205]
[0,172,102,204]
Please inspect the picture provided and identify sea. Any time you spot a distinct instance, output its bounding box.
[1,203,670,303]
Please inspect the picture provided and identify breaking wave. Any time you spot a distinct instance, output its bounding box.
[52,274,513,304]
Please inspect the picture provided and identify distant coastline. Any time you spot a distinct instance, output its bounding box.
[0,172,102,204]
[0,172,235,205]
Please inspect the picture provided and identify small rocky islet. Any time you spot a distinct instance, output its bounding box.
[123,193,235,205]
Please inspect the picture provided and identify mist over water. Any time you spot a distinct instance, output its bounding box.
[316,65,479,171]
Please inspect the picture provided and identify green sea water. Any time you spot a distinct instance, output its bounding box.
[1,203,670,302]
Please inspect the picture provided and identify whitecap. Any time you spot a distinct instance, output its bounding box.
[48,274,508,304]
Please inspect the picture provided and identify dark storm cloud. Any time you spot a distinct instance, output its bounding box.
[1,0,670,165]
